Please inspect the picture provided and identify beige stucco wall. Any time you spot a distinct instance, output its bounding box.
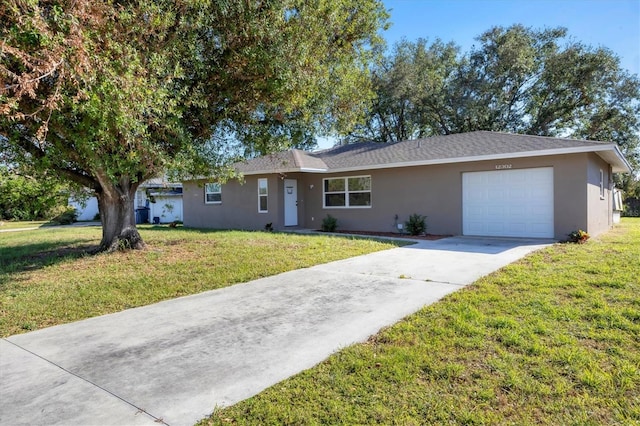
[300,154,594,239]
[183,152,615,240]
[183,175,282,230]
[586,153,613,237]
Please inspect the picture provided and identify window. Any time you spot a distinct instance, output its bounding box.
[258,178,268,212]
[205,183,222,204]
[599,169,605,199]
[323,176,371,208]
[135,189,146,209]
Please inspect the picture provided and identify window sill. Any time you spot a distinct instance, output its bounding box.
[323,206,372,209]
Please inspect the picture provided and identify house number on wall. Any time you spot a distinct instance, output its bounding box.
[495,164,512,170]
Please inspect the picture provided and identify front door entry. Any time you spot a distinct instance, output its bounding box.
[284,179,298,226]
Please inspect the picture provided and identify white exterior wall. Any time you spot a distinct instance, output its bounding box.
[149,196,183,223]
[69,196,99,221]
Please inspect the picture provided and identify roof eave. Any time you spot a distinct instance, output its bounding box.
[217,144,633,177]
[595,145,633,173]
[320,145,633,174]
[237,167,315,176]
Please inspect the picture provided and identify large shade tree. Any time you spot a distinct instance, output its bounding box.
[1,0,389,252]
[346,25,640,180]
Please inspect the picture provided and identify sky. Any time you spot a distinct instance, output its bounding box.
[316,0,640,150]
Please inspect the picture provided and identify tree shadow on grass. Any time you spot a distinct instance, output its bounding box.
[0,240,99,284]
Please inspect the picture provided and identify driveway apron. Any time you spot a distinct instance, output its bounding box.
[0,237,552,425]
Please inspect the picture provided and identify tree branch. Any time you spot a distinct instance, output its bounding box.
[11,126,99,189]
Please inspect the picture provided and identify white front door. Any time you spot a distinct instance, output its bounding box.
[284,179,298,226]
[462,167,554,238]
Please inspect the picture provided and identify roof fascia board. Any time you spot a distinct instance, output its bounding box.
[238,167,308,175]
[299,167,329,172]
[601,144,633,173]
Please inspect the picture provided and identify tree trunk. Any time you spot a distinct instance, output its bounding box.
[95,183,146,253]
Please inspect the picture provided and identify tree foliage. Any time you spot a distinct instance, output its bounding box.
[0,166,69,221]
[1,0,388,251]
[347,25,640,174]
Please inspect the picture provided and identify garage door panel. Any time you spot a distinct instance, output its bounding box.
[465,222,485,234]
[487,205,505,216]
[531,187,550,198]
[509,205,526,216]
[507,223,527,234]
[531,205,552,215]
[531,221,551,231]
[466,173,485,184]
[463,168,554,238]
[487,189,504,200]
[487,175,503,185]
[487,222,506,233]
[466,191,485,202]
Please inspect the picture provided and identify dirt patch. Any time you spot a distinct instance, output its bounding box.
[328,230,450,241]
[18,245,98,271]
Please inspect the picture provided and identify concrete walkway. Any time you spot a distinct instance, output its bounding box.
[0,236,552,426]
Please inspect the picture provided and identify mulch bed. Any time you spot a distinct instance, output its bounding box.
[328,230,450,241]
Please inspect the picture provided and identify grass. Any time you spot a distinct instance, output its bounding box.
[0,225,399,337]
[0,220,52,230]
[202,218,640,425]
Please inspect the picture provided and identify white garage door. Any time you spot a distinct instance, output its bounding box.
[463,167,554,238]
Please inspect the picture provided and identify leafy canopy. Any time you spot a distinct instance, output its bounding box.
[347,25,640,173]
[0,165,69,221]
[1,0,388,251]
[1,0,389,189]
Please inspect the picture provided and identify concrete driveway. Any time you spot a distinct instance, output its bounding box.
[0,236,552,426]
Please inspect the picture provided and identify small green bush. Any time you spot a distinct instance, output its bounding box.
[51,206,78,225]
[567,229,590,244]
[321,214,338,232]
[405,213,427,236]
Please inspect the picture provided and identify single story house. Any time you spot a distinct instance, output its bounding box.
[182,131,632,240]
[71,177,183,224]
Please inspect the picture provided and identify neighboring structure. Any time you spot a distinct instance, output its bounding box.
[69,195,99,221]
[182,131,632,240]
[136,178,183,224]
[71,177,183,224]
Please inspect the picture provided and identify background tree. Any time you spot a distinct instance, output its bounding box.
[346,38,461,143]
[346,25,640,182]
[0,165,69,221]
[1,0,389,252]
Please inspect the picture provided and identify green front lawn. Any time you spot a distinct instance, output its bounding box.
[0,225,399,337]
[0,220,52,230]
[203,219,640,425]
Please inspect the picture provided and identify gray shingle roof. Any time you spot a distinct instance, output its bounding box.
[235,131,631,174]
[235,149,329,174]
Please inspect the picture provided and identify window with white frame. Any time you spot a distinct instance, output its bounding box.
[599,169,605,199]
[258,178,268,212]
[205,183,222,204]
[323,176,371,208]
